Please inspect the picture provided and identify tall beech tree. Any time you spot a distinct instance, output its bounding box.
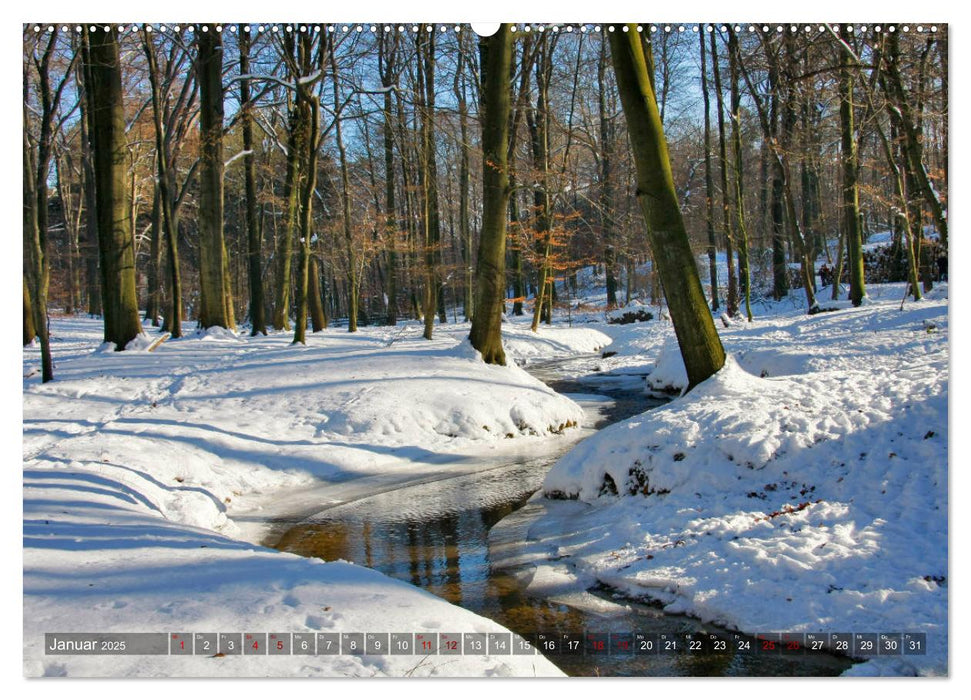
[25,27,78,380]
[528,33,556,332]
[141,27,188,338]
[239,25,267,335]
[882,32,948,252]
[378,31,401,326]
[609,24,725,391]
[737,29,819,314]
[82,26,143,350]
[710,31,739,318]
[726,28,753,321]
[470,24,513,365]
[196,24,235,330]
[838,45,866,306]
[699,29,719,312]
[291,30,323,345]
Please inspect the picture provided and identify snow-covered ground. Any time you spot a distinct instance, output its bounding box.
[528,282,949,676]
[21,272,950,678]
[23,319,608,678]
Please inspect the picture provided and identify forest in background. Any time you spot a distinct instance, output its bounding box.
[23,23,948,374]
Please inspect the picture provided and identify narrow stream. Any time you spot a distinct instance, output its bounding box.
[271,355,853,676]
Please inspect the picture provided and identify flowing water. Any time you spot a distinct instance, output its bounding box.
[269,355,853,676]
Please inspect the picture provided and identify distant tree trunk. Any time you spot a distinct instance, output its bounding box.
[507,39,534,318]
[739,32,819,314]
[727,29,753,321]
[55,152,82,316]
[145,185,162,325]
[272,81,304,330]
[454,34,474,322]
[839,47,866,306]
[610,24,726,391]
[831,220,845,300]
[77,60,102,317]
[379,33,400,326]
[142,28,183,337]
[23,276,37,346]
[766,46,788,300]
[329,42,358,333]
[196,25,234,329]
[598,39,618,310]
[239,26,267,335]
[416,29,444,337]
[839,36,921,300]
[293,33,321,346]
[309,257,326,332]
[24,128,51,377]
[883,33,947,251]
[711,32,738,318]
[529,36,554,332]
[699,29,719,312]
[83,27,143,350]
[470,24,513,365]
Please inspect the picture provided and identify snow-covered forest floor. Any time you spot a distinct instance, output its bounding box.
[22,277,948,677]
[529,280,949,677]
[22,319,608,677]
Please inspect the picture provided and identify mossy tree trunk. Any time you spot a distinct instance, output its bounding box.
[609,24,726,391]
[470,25,513,366]
[83,27,143,351]
[23,276,37,346]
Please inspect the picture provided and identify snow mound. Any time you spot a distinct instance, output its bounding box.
[644,336,688,395]
[194,325,242,342]
[500,325,611,362]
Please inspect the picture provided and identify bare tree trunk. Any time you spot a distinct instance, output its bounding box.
[470,25,513,365]
[610,24,726,391]
[454,33,474,322]
[882,33,947,250]
[766,44,788,300]
[76,59,102,317]
[598,39,618,310]
[711,32,738,318]
[309,256,326,332]
[145,185,162,325]
[142,28,183,337]
[329,42,358,332]
[379,33,400,326]
[416,29,443,337]
[292,33,321,345]
[24,126,52,378]
[23,276,37,346]
[700,29,719,312]
[239,26,267,335]
[196,25,234,329]
[727,29,753,321]
[83,27,143,349]
[529,35,554,332]
[839,47,866,306]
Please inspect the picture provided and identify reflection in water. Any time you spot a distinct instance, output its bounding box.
[272,360,854,676]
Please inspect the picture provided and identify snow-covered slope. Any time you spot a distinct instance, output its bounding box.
[23,320,597,678]
[538,284,949,676]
